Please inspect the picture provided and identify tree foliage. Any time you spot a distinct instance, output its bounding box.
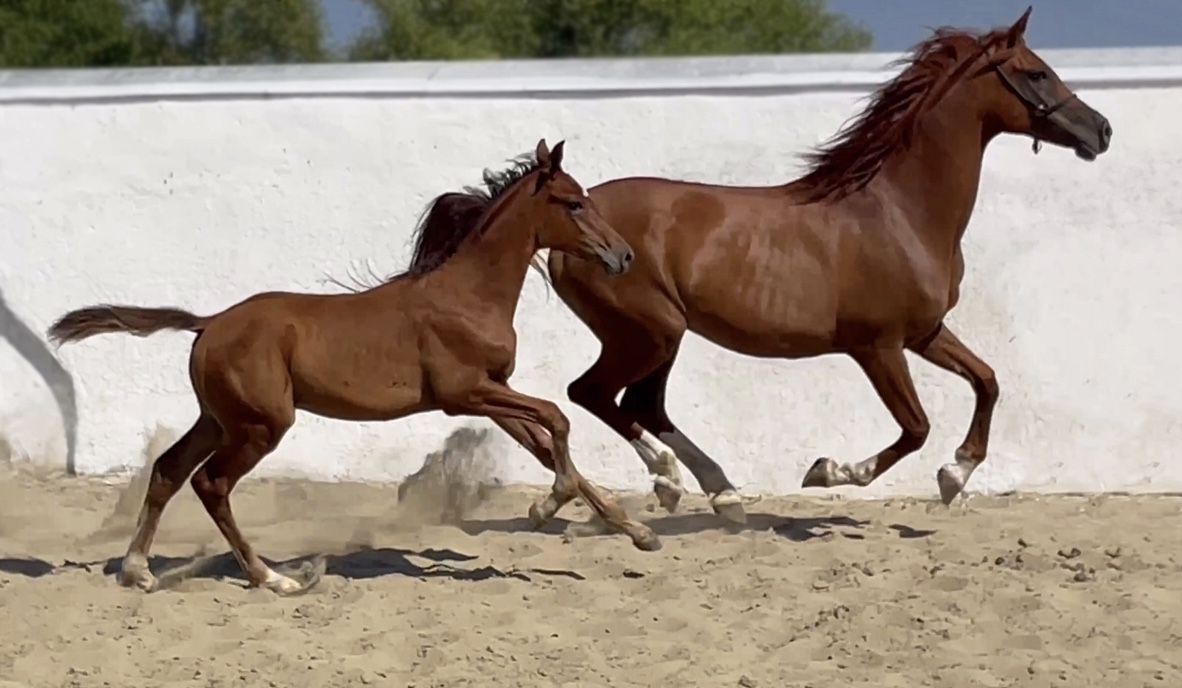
[349,0,872,62]
[129,0,326,66]
[0,0,143,67]
[0,0,871,68]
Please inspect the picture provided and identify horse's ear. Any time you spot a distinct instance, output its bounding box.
[550,140,566,171]
[1007,5,1032,47]
[535,138,551,169]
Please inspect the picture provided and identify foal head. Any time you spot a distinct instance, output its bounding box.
[974,6,1112,160]
[525,139,634,275]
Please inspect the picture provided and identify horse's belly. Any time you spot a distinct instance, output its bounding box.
[686,289,838,359]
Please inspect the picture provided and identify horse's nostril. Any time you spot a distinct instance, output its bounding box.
[623,251,634,264]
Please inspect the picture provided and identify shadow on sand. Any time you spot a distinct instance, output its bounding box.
[459,509,929,543]
[0,545,583,585]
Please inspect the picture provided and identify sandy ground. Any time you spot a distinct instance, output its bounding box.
[0,440,1179,688]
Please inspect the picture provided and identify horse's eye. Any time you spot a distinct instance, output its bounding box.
[566,200,584,212]
[1029,70,1047,81]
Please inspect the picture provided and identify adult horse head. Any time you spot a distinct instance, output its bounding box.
[541,7,1113,527]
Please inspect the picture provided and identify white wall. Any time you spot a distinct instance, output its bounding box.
[3,48,1181,498]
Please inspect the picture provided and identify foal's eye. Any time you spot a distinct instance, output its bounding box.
[1028,70,1047,81]
[566,200,584,212]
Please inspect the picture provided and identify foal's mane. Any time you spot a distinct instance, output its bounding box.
[327,151,545,292]
[796,24,1012,203]
[392,150,543,282]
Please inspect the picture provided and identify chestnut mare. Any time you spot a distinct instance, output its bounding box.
[534,8,1110,525]
[47,139,659,597]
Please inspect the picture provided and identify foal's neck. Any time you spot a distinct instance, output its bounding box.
[435,199,539,325]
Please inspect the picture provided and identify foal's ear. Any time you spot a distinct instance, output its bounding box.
[1006,5,1032,48]
[550,140,566,171]
[535,138,551,169]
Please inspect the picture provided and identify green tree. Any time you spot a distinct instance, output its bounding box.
[349,0,871,62]
[129,0,327,65]
[0,0,144,68]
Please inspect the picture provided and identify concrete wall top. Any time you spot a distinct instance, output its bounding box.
[2,46,1182,103]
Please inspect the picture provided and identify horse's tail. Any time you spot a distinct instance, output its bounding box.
[47,305,211,345]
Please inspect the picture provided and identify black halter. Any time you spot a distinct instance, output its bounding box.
[993,63,1079,154]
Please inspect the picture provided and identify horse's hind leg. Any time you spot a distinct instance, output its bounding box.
[566,337,688,513]
[119,413,222,591]
[909,324,999,504]
[618,349,747,524]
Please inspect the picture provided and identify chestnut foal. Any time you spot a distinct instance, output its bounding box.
[48,139,658,596]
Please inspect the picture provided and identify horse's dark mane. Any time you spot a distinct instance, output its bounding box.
[796,24,1012,203]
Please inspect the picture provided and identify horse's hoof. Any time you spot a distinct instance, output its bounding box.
[711,491,747,524]
[653,479,683,513]
[801,457,837,488]
[936,463,967,505]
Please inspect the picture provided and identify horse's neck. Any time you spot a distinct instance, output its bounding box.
[879,92,990,258]
[436,204,538,323]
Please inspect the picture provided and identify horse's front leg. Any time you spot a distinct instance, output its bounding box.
[801,346,932,490]
[909,324,999,504]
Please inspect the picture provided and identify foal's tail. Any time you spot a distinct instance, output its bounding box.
[47,305,210,345]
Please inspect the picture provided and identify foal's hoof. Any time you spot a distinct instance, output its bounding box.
[801,457,838,488]
[264,557,326,597]
[631,526,662,552]
[711,490,747,525]
[117,568,157,593]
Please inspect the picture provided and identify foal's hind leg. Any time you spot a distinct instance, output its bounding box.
[187,365,314,595]
[119,414,221,591]
[188,413,313,594]
[618,350,747,524]
[910,324,999,504]
[802,347,931,490]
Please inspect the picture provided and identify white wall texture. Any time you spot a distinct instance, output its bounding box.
[2,48,1181,498]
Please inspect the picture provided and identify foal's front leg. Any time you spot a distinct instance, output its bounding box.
[802,346,932,490]
[486,418,568,525]
[443,380,660,551]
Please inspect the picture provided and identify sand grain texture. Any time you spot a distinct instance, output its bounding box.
[0,454,1178,688]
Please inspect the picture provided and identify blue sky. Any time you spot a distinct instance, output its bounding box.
[320,0,1182,53]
